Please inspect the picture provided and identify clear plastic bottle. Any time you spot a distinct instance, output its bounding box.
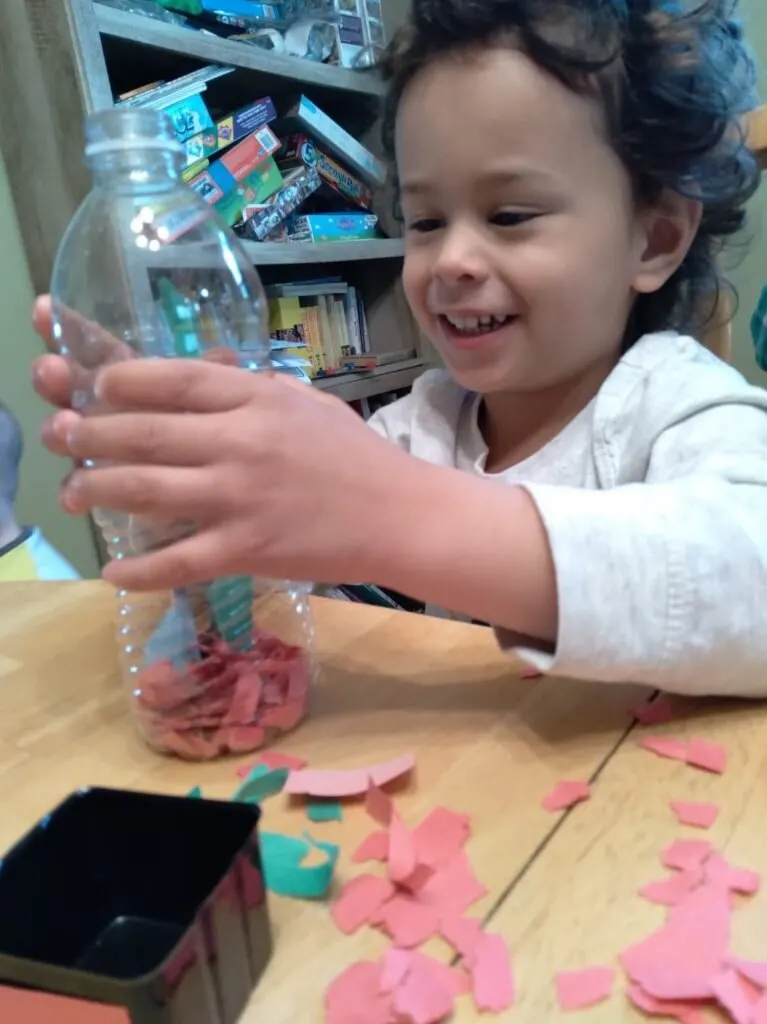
[50,108,314,760]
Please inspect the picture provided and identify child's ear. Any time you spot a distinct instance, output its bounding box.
[632,192,702,295]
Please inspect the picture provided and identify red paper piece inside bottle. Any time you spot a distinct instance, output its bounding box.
[134,630,311,760]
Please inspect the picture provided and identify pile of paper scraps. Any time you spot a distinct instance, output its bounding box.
[183,692,767,1022]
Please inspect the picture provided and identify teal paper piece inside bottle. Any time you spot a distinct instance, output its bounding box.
[260,831,339,899]
[232,764,289,804]
[205,575,254,652]
[306,800,343,823]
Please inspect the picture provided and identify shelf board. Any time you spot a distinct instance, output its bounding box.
[243,239,404,265]
[313,358,425,402]
[95,4,384,98]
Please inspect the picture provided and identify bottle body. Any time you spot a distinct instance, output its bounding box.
[51,109,314,759]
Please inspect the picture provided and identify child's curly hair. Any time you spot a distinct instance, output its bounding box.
[379,0,760,344]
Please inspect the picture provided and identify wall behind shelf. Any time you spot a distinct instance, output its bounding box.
[729,1,767,384]
[0,154,100,578]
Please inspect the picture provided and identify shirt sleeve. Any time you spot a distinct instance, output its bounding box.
[496,400,767,697]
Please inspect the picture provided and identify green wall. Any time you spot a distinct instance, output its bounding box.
[731,1,767,384]
[0,154,100,577]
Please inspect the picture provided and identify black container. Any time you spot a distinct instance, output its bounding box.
[0,788,272,1023]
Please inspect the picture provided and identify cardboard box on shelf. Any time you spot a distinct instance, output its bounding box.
[236,166,323,242]
[278,134,373,210]
[183,96,277,168]
[270,212,380,243]
[279,95,386,187]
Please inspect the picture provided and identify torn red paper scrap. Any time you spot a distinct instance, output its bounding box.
[710,967,755,1024]
[285,753,415,797]
[620,881,730,1001]
[470,932,514,1012]
[640,735,688,761]
[556,966,614,1011]
[378,893,441,948]
[412,807,470,869]
[416,850,487,918]
[380,949,411,993]
[388,810,418,886]
[236,751,307,777]
[626,983,707,1021]
[633,696,674,726]
[392,954,454,1024]
[728,958,767,989]
[520,665,543,679]
[351,829,388,864]
[662,839,712,872]
[439,915,483,960]
[541,779,591,812]
[365,783,393,826]
[670,800,720,829]
[325,960,393,1024]
[686,737,727,774]
[331,874,395,935]
[728,867,761,895]
[638,869,701,907]
[703,853,760,896]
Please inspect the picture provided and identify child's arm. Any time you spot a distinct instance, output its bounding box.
[48,357,767,699]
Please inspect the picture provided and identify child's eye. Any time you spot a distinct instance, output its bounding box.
[491,211,537,228]
[406,218,444,233]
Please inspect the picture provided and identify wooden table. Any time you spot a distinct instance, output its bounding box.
[0,582,762,1022]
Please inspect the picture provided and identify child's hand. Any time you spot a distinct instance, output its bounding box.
[53,358,413,591]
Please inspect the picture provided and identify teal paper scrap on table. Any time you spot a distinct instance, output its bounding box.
[260,831,339,899]
[306,800,343,823]
[232,764,289,804]
[187,785,203,799]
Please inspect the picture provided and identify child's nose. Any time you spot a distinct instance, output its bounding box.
[432,224,490,285]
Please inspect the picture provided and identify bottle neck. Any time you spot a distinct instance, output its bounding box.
[89,148,183,190]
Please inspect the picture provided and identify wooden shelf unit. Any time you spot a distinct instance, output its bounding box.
[0,0,420,405]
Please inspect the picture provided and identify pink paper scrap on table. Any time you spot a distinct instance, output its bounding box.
[555,966,615,1011]
[235,751,307,777]
[326,781,513,1022]
[686,737,727,775]
[284,753,415,796]
[541,779,591,813]
[670,800,720,830]
[632,695,674,726]
[640,735,688,761]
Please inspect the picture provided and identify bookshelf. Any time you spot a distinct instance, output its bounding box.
[0,0,423,403]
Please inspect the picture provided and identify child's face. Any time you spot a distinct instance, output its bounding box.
[397,47,649,396]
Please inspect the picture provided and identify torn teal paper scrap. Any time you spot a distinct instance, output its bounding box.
[187,786,203,799]
[307,800,343,823]
[232,764,289,804]
[261,830,339,899]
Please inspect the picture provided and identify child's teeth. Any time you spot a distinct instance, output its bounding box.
[445,314,511,334]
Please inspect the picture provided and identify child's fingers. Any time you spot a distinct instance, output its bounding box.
[32,355,75,410]
[102,527,233,592]
[32,296,55,352]
[60,464,219,519]
[96,358,259,413]
[65,412,215,467]
[40,409,82,457]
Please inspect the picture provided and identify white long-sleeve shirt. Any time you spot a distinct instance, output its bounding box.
[367,332,767,697]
